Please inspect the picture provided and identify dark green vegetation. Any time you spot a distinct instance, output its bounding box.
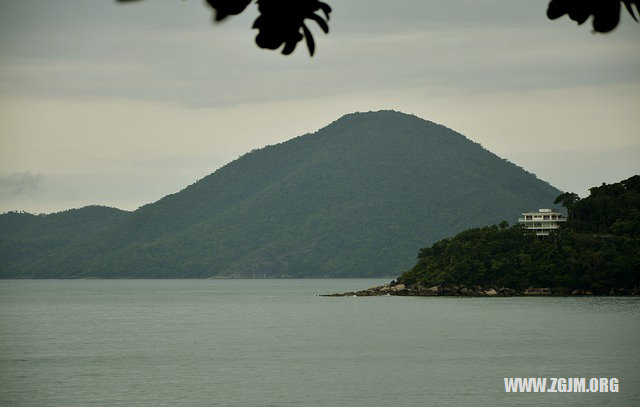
[398,175,640,292]
[0,110,560,278]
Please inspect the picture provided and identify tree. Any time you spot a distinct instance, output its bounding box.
[554,192,580,219]
[117,0,639,56]
[118,0,331,56]
[547,0,639,33]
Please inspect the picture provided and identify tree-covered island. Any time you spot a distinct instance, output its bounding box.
[326,175,640,297]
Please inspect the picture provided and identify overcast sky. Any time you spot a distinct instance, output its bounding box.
[1,0,638,214]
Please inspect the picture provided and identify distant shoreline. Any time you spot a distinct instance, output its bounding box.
[321,282,640,297]
[0,276,395,280]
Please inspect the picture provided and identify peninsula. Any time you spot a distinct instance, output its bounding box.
[325,175,640,296]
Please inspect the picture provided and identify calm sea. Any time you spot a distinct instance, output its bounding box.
[1,279,638,406]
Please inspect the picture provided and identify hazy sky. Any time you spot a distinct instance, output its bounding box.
[1,0,639,214]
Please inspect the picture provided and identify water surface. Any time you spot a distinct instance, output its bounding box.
[1,279,638,406]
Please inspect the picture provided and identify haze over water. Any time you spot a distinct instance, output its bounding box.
[1,279,638,406]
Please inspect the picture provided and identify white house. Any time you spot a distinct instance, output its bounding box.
[518,208,566,236]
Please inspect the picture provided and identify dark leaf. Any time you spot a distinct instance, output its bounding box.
[282,40,297,55]
[302,24,315,56]
[592,3,621,33]
[309,13,329,33]
[546,0,570,20]
[623,0,639,21]
[206,0,253,22]
[318,2,332,21]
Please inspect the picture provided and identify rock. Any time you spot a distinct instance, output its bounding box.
[322,291,355,297]
[523,288,551,295]
[418,285,440,296]
[323,284,629,298]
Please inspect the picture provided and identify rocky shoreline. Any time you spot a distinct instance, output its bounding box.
[320,281,639,297]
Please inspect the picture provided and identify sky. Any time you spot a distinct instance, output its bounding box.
[0,0,639,214]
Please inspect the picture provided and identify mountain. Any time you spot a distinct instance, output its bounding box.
[0,110,561,278]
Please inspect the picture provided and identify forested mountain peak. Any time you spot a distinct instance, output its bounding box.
[1,111,560,278]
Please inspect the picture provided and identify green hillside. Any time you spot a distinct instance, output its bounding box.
[0,206,130,278]
[397,175,640,292]
[0,110,561,278]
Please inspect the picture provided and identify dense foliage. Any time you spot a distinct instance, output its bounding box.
[398,176,640,291]
[0,110,560,278]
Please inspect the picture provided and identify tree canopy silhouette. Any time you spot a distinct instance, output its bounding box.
[118,0,638,56]
[547,0,639,33]
[119,0,331,56]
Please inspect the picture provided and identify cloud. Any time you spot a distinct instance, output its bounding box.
[1,1,638,109]
[0,171,43,197]
[0,1,638,214]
